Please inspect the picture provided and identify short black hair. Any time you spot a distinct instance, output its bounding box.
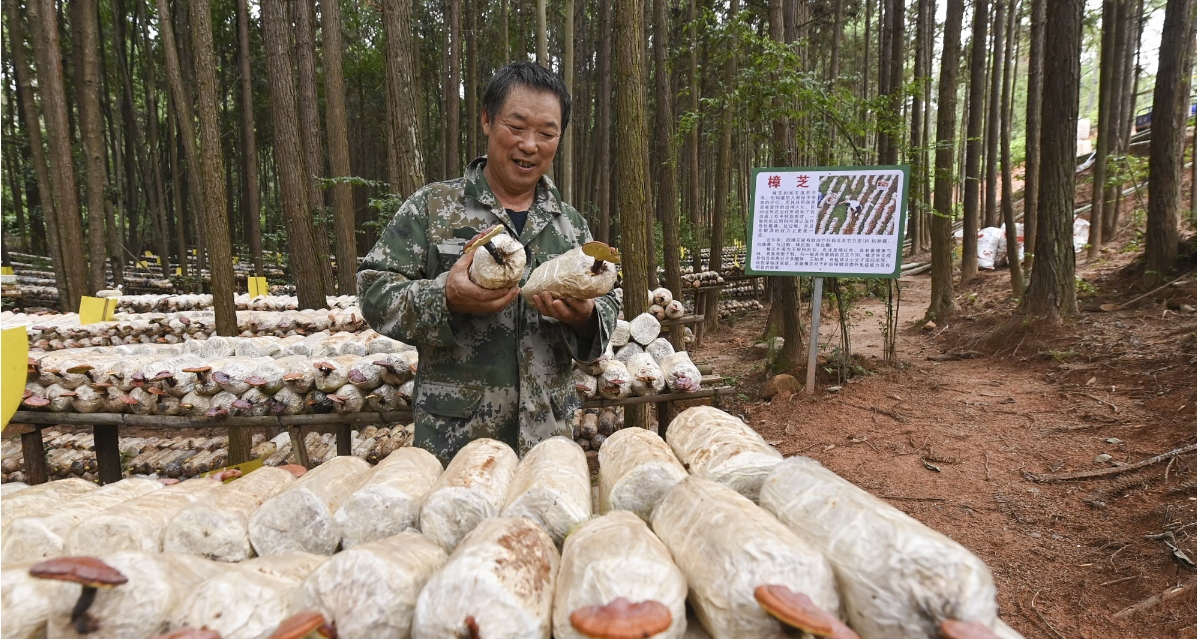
[483,62,571,133]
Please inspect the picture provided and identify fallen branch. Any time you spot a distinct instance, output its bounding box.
[1024,443,1197,483]
[1112,576,1197,620]
[1030,590,1066,639]
[1099,270,1194,312]
[834,400,910,424]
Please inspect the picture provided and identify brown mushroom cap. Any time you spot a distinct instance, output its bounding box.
[939,619,1003,639]
[29,556,128,588]
[569,598,672,639]
[148,628,222,639]
[267,611,335,639]
[754,585,859,639]
[278,464,308,478]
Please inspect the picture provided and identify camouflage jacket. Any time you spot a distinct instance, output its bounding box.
[358,157,619,463]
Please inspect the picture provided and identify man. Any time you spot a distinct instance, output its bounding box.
[357,63,619,464]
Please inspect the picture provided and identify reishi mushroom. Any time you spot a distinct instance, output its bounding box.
[28,556,128,634]
[267,611,336,639]
[754,585,860,639]
[569,598,672,639]
[148,629,222,639]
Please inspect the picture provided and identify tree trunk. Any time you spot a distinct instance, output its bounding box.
[1000,0,1022,293]
[1102,0,1131,238]
[536,0,547,66]
[876,0,891,162]
[294,0,335,293]
[260,0,332,310]
[1143,0,1197,287]
[882,0,904,165]
[908,0,932,255]
[960,0,988,282]
[593,0,613,243]
[1024,0,1045,271]
[983,0,1004,229]
[706,0,738,334]
[561,0,574,202]
[653,0,681,302]
[236,0,262,277]
[324,0,356,295]
[27,0,88,309]
[78,0,109,293]
[5,0,67,301]
[830,0,843,82]
[686,0,700,267]
[1088,0,1119,258]
[465,0,478,160]
[445,0,462,178]
[927,0,965,319]
[1020,0,1082,320]
[614,0,652,430]
[167,97,188,276]
[381,0,425,197]
[186,0,238,336]
[500,0,509,60]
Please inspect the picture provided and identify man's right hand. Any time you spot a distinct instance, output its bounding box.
[445,249,520,315]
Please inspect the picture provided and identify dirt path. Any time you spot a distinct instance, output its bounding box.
[687,255,1197,637]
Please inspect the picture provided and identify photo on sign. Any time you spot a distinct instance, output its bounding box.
[815,173,899,236]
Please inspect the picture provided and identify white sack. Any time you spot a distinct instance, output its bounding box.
[1,478,98,529]
[500,437,591,546]
[419,438,518,553]
[629,313,662,345]
[552,511,687,639]
[2,562,54,639]
[521,244,618,301]
[67,476,221,555]
[249,456,371,556]
[610,320,631,347]
[469,233,527,290]
[598,427,688,522]
[659,352,702,393]
[626,353,665,396]
[412,517,559,639]
[666,406,782,501]
[163,466,297,562]
[651,477,841,639]
[335,447,443,548]
[976,227,1004,270]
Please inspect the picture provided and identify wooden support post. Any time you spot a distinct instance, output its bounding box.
[93,424,123,484]
[336,423,352,456]
[19,425,47,485]
[288,425,311,469]
[656,400,672,436]
[227,425,252,465]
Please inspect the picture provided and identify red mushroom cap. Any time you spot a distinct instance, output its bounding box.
[267,611,335,639]
[754,585,859,639]
[569,598,672,639]
[278,464,308,478]
[182,366,212,374]
[147,629,221,639]
[939,620,1003,639]
[66,364,94,374]
[29,556,128,588]
[24,396,51,407]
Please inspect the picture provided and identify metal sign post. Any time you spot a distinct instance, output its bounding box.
[806,277,823,395]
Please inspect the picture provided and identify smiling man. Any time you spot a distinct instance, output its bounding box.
[357,62,620,464]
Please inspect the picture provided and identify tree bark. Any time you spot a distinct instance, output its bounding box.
[592,0,613,243]
[186,0,238,336]
[706,0,738,334]
[260,0,332,310]
[927,0,965,319]
[561,0,575,202]
[983,0,1004,229]
[614,0,652,430]
[1020,0,1082,320]
[465,0,478,160]
[536,0,547,66]
[1024,0,1045,272]
[77,0,109,293]
[1143,0,1197,286]
[653,0,681,302]
[960,0,988,282]
[1102,0,1131,238]
[686,0,700,267]
[167,96,188,276]
[27,0,89,309]
[999,0,1022,294]
[294,0,335,293]
[6,0,67,302]
[236,0,263,277]
[445,0,462,178]
[882,0,904,165]
[324,0,356,295]
[1088,0,1119,258]
[381,0,425,197]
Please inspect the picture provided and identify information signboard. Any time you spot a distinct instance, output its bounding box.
[746,166,909,278]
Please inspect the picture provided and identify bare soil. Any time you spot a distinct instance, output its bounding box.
[686,218,1197,636]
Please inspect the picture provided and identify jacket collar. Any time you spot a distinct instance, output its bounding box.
[464,157,562,244]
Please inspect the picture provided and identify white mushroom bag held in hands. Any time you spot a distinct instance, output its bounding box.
[521,242,619,301]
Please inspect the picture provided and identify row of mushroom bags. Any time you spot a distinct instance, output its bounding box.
[0,406,1024,639]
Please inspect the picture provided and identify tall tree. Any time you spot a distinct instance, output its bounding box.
[293,0,336,293]
[1020,0,1083,320]
[465,0,478,159]
[1088,0,1120,258]
[444,0,462,177]
[561,0,574,202]
[927,0,965,319]
[381,0,425,197]
[1102,0,1132,238]
[706,0,738,333]
[999,0,1022,293]
[78,0,109,293]
[536,0,547,66]
[614,0,651,430]
[907,0,931,254]
[186,0,238,336]
[592,0,613,242]
[960,0,989,282]
[261,0,332,310]
[324,0,357,295]
[686,0,700,265]
[881,0,904,165]
[1143,0,1197,286]
[236,0,263,277]
[1023,0,1045,271]
[5,0,68,303]
[983,0,1005,229]
[653,0,680,300]
[27,0,89,308]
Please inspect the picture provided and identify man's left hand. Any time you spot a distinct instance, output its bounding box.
[530,292,594,331]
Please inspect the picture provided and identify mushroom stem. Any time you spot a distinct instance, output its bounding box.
[465,615,481,639]
[70,586,98,634]
[482,241,506,266]
[590,258,606,275]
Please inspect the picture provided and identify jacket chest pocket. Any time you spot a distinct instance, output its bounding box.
[434,240,466,275]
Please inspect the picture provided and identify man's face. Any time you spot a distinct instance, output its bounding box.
[481,86,562,199]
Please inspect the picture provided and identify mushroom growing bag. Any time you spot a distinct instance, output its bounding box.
[335,447,443,549]
[2,562,55,639]
[552,511,688,639]
[597,427,687,522]
[1,478,98,529]
[499,437,591,547]
[666,406,782,502]
[521,242,619,301]
[164,466,298,562]
[67,476,222,555]
[419,438,518,553]
[412,517,559,639]
[651,477,841,639]
[469,233,527,290]
[759,457,1024,639]
[249,456,372,556]
[292,532,447,639]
